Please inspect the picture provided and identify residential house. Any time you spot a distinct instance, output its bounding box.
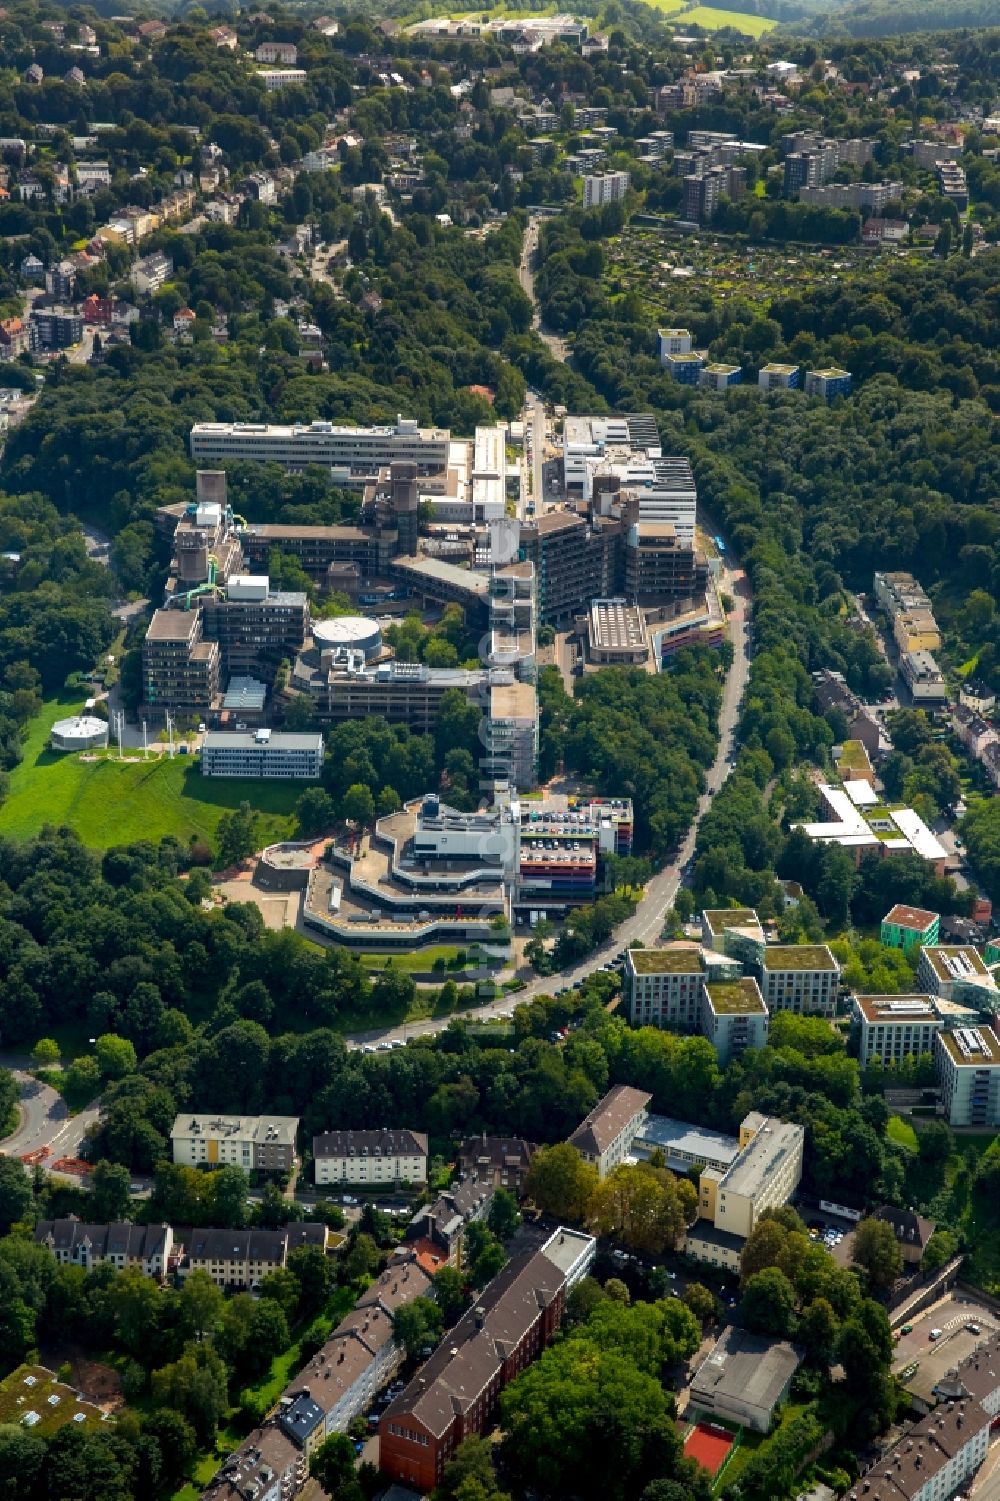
[380,1229,596,1492]
[23,63,43,85]
[35,1220,174,1279]
[313,1129,428,1187]
[871,1205,935,1266]
[0,317,30,359]
[184,1224,313,1289]
[455,1136,538,1195]
[170,1113,299,1172]
[256,41,297,63]
[406,1175,494,1268]
[567,1084,652,1178]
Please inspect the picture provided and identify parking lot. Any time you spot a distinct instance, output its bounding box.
[892,1292,1000,1407]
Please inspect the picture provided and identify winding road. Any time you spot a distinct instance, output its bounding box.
[0,1059,103,1169]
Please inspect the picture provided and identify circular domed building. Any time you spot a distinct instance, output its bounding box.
[50,715,109,752]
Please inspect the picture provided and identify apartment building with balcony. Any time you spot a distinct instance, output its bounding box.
[170,1113,299,1171]
[918,945,997,1009]
[700,977,768,1065]
[313,1129,428,1187]
[853,994,977,1068]
[935,1026,1000,1126]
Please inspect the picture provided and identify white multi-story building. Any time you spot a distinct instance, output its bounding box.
[700,977,768,1065]
[567,1084,652,1178]
[483,679,538,789]
[170,1113,299,1171]
[935,1026,1000,1127]
[583,170,629,207]
[201,729,325,780]
[657,328,693,361]
[855,995,951,1068]
[849,1396,990,1501]
[623,947,707,1030]
[35,1220,173,1279]
[256,41,297,63]
[260,67,308,91]
[917,945,997,1007]
[190,418,451,482]
[757,944,840,1016]
[313,1129,429,1187]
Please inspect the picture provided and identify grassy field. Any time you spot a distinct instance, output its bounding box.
[0,693,299,851]
[679,5,777,33]
[887,1115,919,1151]
[640,0,687,13]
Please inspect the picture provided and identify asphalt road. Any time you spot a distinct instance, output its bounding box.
[518,213,571,363]
[0,1059,103,1170]
[344,555,750,1048]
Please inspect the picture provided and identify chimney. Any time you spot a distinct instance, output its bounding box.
[474,1307,485,1330]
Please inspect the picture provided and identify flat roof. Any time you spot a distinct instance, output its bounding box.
[203,731,323,751]
[844,778,878,807]
[635,1114,739,1166]
[762,944,838,972]
[692,1327,801,1414]
[705,977,766,1015]
[392,555,490,595]
[922,945,990,982]
[937,1026,1000,1066]
[883,904,939,930]
[855,994,939,1025]
[720,1117,803,1197]
[146,608,197,641]
[490,680,536,719]
[703,907,761,934]
[628,946,702,974]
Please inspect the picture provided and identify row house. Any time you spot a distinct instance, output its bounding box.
[381,1229,595,1492]
[35,1220,174,1279]
[184,1222,328,1290]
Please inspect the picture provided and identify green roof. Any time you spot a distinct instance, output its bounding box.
[838,740,870,771]
[706,978,765,1014]
[629,947,703,974]
[763,944,838,972]
[704,908,760,932]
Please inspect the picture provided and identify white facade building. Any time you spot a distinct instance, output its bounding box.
[190,418,451,481]
[313,1129,429,1186]
[583,170,629,207]
[567,1084,652,1178]
[935,1026,1000,1127]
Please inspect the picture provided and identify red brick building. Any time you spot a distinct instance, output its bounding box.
[379,1228,594,1492]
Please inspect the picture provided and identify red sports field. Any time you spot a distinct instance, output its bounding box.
[683,1420,735,1475]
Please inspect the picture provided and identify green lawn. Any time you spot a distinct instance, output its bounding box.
[679,5,777,33]
[0,693,300,850]
[887,1116,919,1152]
[639,0,686,12]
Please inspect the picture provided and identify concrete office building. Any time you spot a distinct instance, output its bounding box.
[293,655,486,731]
[700,977,768,1065]
[567,1084,652,1178]
[657,328,693,360]
[690,1112,805,1269]
[201,729,324,780]
[313,1129,428,1187]
[624,522,706,605]
[483,679,538,789]
[200,577,309,684]
[170,1113,299,1171]
[690,1328,802,1433]
[701,907,766,961]
[585,598,649,665]
[190,418,451,484]
[935,1026,1000,1127]
[142,608,220,717]
[757,944,840,1016]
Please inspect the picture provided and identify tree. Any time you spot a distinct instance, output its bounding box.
[342,783,375,827]
[210,1164,250,1228]
[588,1164,695,1255]
[852,1218,903,1289]
[394,1296,443,1358]
[921,1228,958,1272]
[798,1296,839,1364]
[433,1265,469,1323]
[215,801,260,867]
[31,1037,61,1068]
[112,1267,162,1355]
[310,1434,364,1501]
[141,1410,197,1488]
[179,1269,224,1341]
[0,1157,33,1231]
[487,1187,520,1241]
[297,786,334,835]
[90,1160,133,1222]
[524,1143,598,1223]
[65,1053,101,1099]
[683,1282,717,1326]
[95,1033,138,1080]
[739,1267,797,1337]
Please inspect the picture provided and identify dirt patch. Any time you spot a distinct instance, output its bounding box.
[40,1345,125,1412]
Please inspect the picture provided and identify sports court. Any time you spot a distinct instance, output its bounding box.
[683,1419,735,1475]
